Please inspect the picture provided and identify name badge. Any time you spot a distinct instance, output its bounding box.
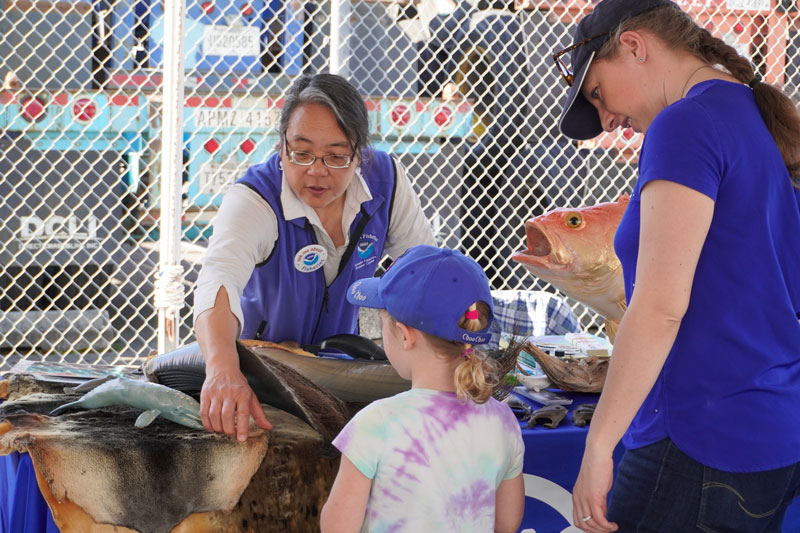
[294,244,327,273]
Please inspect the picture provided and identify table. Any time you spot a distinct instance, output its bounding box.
[3,393,800,533]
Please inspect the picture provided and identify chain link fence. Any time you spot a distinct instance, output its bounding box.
[0,0,796,369]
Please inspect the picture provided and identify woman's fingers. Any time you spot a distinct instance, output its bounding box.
[201,371,265,439]
[575,500,616,532]
[200,396,218,433]
[235,398,251,441]
[573,501,603,532]
[250,394,273,431]
[572,453,618,532]
[221,396,238,437]
[574,512,616,533]
[573,502,590,531]
[588,499,617,532]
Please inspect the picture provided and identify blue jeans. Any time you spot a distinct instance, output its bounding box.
[608,438,800,532]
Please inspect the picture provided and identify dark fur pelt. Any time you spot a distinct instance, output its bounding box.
[0,375,341,533]
[240,342,349,447]
[146,341,350,447]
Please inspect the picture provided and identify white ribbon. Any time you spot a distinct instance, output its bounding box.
[154,265,185,310]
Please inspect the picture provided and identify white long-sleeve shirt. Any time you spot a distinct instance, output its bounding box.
[194,157,435,328]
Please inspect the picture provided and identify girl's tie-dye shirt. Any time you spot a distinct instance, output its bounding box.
[332,388,524,532]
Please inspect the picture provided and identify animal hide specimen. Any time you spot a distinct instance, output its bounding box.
[146,340,411,405]
[0,374,338,532]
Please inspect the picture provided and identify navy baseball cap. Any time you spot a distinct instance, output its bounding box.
[558,0,678,140]
[347,245,494,345]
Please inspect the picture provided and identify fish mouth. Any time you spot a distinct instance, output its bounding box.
[524,225,551,257]
[512,222,554,268]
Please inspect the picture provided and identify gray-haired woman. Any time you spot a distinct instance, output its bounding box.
[193,74,435,440]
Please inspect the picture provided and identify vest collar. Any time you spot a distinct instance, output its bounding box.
[281,166,381,229]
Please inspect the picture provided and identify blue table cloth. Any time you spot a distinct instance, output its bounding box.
[517,391,623,532]
[1,452,58,533]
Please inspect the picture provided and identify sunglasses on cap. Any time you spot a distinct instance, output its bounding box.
[552,32,610,87]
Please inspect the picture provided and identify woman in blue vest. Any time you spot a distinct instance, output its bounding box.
[193,74,435,440]
[554,0,800,531]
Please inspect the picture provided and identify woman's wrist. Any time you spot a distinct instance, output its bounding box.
[584,428,619,457]
[204,346,240,374]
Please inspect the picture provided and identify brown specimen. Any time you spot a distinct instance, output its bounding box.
[528,405,568,429]
[0,375,338,532]
[523,342,609,393]
[571,404,596,427]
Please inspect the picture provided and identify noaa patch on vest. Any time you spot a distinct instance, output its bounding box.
[294,244,327,273]
[354,233,379,269]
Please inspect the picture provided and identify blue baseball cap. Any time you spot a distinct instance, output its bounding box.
[558,0,678,140]
[347,245,494,344]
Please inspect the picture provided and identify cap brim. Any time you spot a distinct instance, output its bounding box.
[347,277,385,309]
[557,50,604,141]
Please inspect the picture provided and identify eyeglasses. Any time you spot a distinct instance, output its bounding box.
[552,32,609,87]
[283,134,354,169]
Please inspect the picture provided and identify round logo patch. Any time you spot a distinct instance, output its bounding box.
[294,244,327,273]
[356,239,375,259]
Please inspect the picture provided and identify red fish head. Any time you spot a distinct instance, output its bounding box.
[512,195,630,280]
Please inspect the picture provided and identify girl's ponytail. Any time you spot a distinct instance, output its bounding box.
[453,302,499,404]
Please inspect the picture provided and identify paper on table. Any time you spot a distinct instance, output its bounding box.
[564,332,613,357]
[5,360,138,385]
[513,386,573,406]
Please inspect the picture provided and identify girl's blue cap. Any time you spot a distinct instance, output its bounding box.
[347,245,494,344]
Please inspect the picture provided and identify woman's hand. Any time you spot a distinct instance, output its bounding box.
[572,446,618,532]
[200,353,272,441]
[196,286,272,441]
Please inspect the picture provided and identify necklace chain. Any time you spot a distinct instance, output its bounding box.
[681,65,714,99]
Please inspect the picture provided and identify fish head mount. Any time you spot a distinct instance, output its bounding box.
[512,195,629,328]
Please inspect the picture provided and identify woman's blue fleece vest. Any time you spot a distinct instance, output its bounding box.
[236,150,396,345]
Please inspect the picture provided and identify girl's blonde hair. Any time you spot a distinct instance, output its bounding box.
[405,301,498,404]
[597,5,800,189]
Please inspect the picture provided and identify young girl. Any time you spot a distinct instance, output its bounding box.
[320,245,525,532]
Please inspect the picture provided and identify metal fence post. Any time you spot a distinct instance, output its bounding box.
[157,0,187,354]
[329,0,350,77]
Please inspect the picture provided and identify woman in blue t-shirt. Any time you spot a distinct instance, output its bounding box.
[554,0,800,531]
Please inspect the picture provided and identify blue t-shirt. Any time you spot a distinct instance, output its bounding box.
[333,389,524,532]
[614,80,800,472]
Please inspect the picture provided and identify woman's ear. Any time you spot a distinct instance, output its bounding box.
[618,30,647,64]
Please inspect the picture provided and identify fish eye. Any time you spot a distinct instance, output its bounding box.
[565,213,583,228]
